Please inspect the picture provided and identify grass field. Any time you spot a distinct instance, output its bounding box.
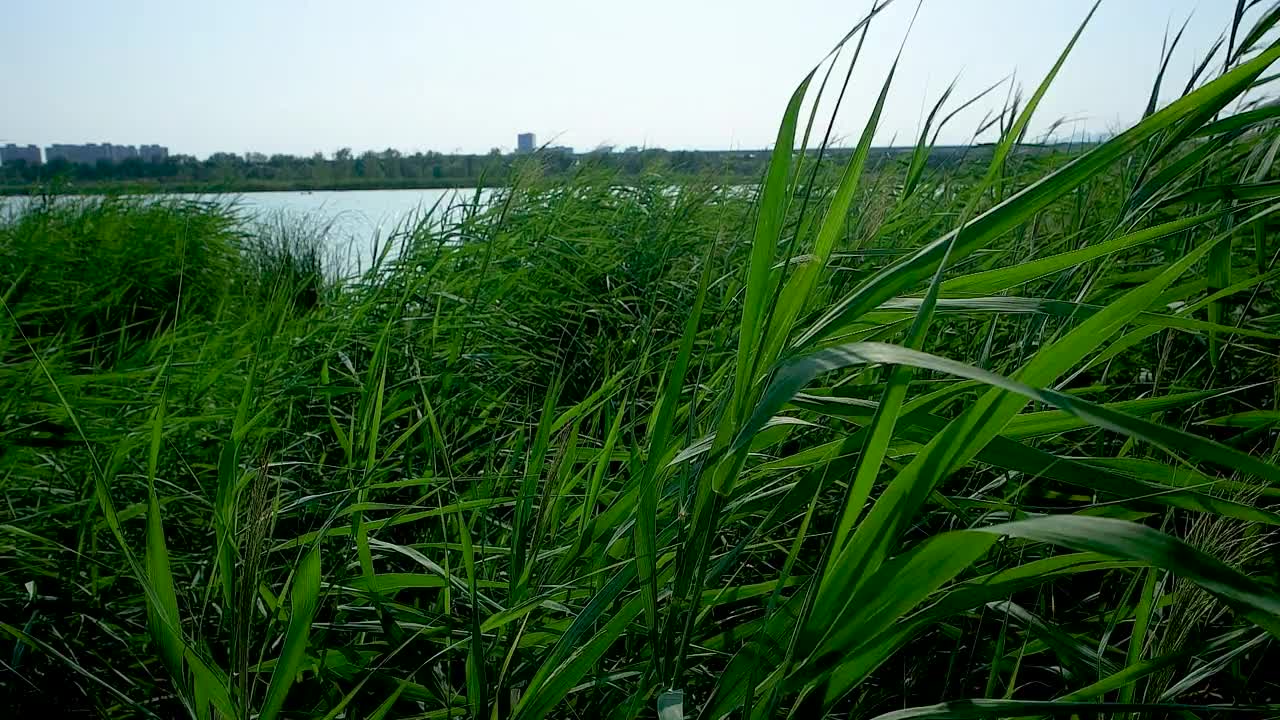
[6,4,1280,718]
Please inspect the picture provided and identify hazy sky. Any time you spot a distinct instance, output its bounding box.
[1,1,1244,158]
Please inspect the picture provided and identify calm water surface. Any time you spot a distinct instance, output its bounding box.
[228,188,488,273]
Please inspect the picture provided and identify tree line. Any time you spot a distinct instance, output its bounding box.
[0,147,803,193]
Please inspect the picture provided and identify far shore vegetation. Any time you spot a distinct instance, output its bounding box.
[0,143,1082,196]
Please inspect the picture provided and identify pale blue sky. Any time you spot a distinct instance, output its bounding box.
[0,1,1247,158]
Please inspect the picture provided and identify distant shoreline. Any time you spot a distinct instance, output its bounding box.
[0,177,498,197]
[0,173,776,197]
[0,143,1089,197]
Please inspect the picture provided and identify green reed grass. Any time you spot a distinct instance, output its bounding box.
[5,4,1280,718]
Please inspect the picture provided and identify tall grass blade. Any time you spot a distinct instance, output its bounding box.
[259,546,322,720]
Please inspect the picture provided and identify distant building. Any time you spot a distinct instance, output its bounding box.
[47,143,111,164]
[140,144,169,162]
[548,145,574,155]
[110,144,139,162]
[0,144,42,166]
[45,142,168,164]
[48,144,88,164]
[516,132,536,154]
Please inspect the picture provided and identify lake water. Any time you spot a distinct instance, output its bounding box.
[2,187,488,276]
[226,188,489,274]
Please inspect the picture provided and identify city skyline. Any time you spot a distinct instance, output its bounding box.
[0,142,170,166]
[3,127,1111,166]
